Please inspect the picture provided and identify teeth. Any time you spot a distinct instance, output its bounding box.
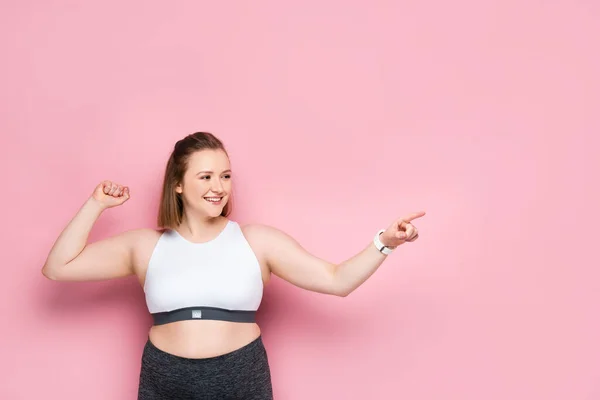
[205,197,222,202]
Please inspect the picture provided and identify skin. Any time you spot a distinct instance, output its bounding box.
[42,149,425,358]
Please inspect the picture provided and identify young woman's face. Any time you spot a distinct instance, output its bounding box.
[176,149,232,218]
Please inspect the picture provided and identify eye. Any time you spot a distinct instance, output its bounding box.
[200,176,210,180]
[223,174,231,179]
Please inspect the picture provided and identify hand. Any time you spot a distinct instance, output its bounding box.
[91,180,130,209]
[380,211,426,248]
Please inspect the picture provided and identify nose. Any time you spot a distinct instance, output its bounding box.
[210,178,224,194]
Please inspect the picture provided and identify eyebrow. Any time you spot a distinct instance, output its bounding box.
[196,169,232,175]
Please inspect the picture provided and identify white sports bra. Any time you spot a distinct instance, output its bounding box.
[143,220,264,325]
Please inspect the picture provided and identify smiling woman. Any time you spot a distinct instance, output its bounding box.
[157,133,235,230]
[41,131,424,399]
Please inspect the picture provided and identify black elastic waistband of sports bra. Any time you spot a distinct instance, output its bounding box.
[151,306,256,325]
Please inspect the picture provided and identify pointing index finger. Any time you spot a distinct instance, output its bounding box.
[402,211,426,223]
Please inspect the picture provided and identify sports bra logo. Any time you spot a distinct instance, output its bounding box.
[192,310,203,319]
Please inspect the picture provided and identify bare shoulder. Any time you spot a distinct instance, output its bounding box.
[127,228,164,277]
[127,227,163,246]
[240,223,272,258]
[239,223,300,257]
[240,223,285,246]
[240,223,284,283]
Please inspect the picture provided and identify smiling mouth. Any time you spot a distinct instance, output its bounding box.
[204,197,224,204]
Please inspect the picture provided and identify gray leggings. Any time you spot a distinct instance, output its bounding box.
[137,336,273,399]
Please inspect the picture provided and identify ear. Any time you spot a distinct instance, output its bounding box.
[175,182,183,194]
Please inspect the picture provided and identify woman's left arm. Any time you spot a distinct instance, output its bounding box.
[250,211,425,297]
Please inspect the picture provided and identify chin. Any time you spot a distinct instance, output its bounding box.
[212,208,225,216]
[207,205,227,217]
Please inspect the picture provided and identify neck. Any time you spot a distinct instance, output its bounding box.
[180,212,226,237]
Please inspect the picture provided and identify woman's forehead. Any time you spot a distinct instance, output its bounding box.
[187,149,230,170]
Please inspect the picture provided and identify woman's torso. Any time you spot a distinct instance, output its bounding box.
[131,219,270,359]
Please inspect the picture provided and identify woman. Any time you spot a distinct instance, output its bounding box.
[42,131,424,399]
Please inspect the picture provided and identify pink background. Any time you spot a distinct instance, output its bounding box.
[1,1,599,399]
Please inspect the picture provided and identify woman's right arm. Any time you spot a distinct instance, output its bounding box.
[42,181,138,282]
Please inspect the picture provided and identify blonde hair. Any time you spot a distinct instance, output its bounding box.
[157,132,233,229]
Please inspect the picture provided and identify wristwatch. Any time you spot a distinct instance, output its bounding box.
[373,229,395,255]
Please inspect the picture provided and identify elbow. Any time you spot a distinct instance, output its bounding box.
[332,285,352,298]
[41,264,59,280]
[330,271,352,297]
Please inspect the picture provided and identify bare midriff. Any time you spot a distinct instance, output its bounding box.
[147,320,262,359]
